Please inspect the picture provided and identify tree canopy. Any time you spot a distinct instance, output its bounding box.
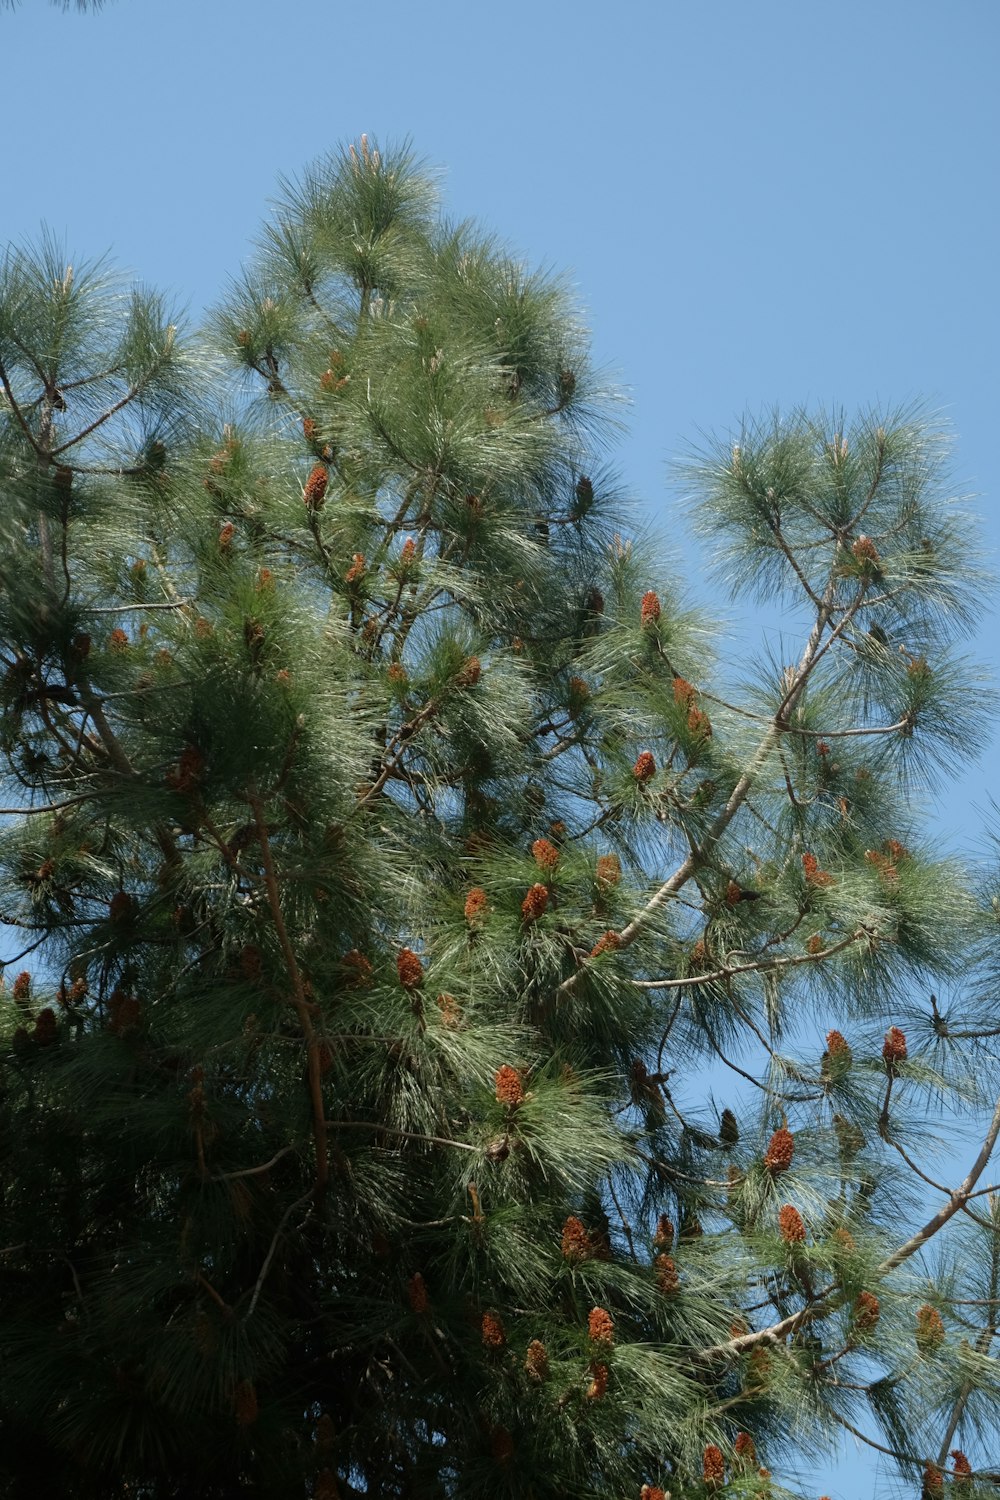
[1,139,998,1500]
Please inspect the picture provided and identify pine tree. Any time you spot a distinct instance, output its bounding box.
[2,139,999,1499]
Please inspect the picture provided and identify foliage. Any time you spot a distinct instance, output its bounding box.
[1,139,998,1499]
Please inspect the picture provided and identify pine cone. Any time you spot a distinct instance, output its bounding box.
[396,948,424,990]
[763,1127,794,1174]
[587,1306,614,1345]
[655,1254,679,1294]
[703,1444,725,1488]
[734,1432,756,1466]
[852,1291,880,1334]
[481,1310,506,1348]
[653,1214,675,1248]
[531,837,560,870]
[778,1204,806,1243]
[303,464,328,509]
[915,1303,945,1353]
[883,1026,908,1068]
[590,929,621,958]
[561,1215,592,1261]
[640,590,661,627]
[524,1339,549,1382]
[495,1066,525,1108]
[633,751,656,783]
[464,887,488,925]
[521,883,549,923]
[233,1379,258,1426]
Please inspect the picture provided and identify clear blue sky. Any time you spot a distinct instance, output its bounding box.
[3,2,998,1494]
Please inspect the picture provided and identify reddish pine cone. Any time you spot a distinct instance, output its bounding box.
[655,1254,679,1295]
[344,553,366,585]
[490,1426,514,1464]
[633,751,656,783]
[595,853,621,887]
[12,971,31,1002]
[640,1488,667,1500]
[396,948,424,990]
[219,520,235,550]
[109,891,133,923]
[407,1273,429,1313]
[653,1214,674,1248]
[436,992,462,1028]
[588,1307,614,1346]
[481,1311,506,1348]
[464,887,488,925]
[950,1451,973,1483]
[495,1066,525,1108]
[832,1227,857,1255]
[568,675,590,707]
[883,1026,908,1066]
[734,1432,756,1465]
[778,1204,807,1244]
[851,534,880,565]
[687,706,712,739]
[825,1029,852,1067]
[915,1303,945,1353]
[521,882,549,923]
[303,464,328,509]
[763,1127,794,1174]
[640,590,661,627]
[33,1008,58,1045]
[399,536,416,566]
[454,656,481,687]
[586,1361,609,1400]
[524,1339,549,1382]
[561,1215,592,1261]
[802,852,834,887]
[531,837,560,870]
[107,992,140,1036]
[725,879,743,906]
[108,628,129,651]
[852,1290,880,1334]
[590,930,621,958]
[234,1379,258,1426]
[672,676,696,707]
[702,1444,725,1488]
[806,934,825,954]
[341,949,373,987]
[922,1462,944,1498]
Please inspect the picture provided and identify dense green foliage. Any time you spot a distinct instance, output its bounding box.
[1,141,998,1499]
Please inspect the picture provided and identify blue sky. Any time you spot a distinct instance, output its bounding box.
[3,1,999,1493]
